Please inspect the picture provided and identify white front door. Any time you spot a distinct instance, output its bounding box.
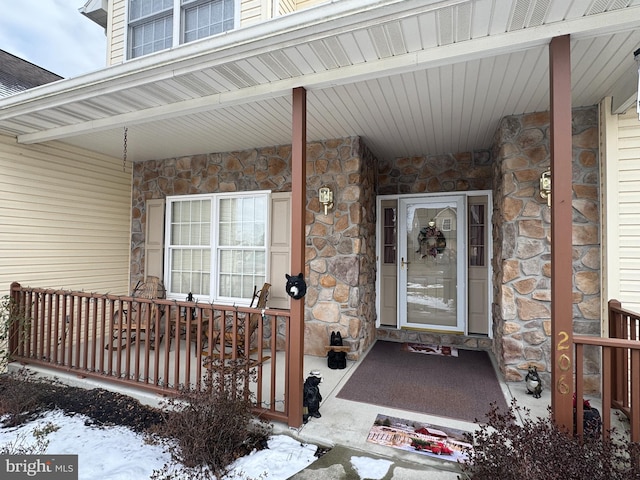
[397,196,466,333]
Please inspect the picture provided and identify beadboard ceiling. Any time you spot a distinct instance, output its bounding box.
[1,0,640,163]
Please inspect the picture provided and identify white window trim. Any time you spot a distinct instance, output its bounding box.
[126,0,240,60]
[164,190,271,305]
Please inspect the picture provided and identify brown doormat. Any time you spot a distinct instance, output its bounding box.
[337,341,508,423]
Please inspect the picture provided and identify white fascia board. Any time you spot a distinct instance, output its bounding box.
[0,0,459,114]
[3,2,640,129]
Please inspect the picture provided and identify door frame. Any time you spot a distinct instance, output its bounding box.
[375,191,493,337]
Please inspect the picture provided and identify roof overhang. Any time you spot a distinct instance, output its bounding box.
[79,0,108,30]
[1,0,640,162]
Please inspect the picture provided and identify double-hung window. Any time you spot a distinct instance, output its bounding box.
[183,0,235,42]
[166,192,268,304]
[128,0,236,59]
[129,0,174,59]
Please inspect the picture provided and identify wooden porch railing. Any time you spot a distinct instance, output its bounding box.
[574,299,640,442]
[8,282,297,426]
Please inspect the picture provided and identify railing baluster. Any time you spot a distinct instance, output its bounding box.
[97,297,105,373]
[173,306,181,389]
[53,294,60,364]
[71,296,85,365]
[26,291,34,358]
[575,343,584,439]
[45,293,53,362]
[36,292,44,360]
[184,312,192,390]
[115,298,124,379]
[631,348,640,443]
[602,346,612,438]
[82,297,90,370]
[162,303,171,388]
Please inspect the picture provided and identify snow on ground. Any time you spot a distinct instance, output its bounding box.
[350,456,393,479]
[0,410,317,479]
[0,410,399,479]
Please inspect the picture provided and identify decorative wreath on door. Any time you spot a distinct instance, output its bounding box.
[416,225,446,258]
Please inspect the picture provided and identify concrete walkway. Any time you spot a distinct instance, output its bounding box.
[273,343,555,480]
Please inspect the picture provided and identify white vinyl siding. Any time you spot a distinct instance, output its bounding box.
[294,0,325,12]
[601,97,640,315]
[0,135,132,298]
[108,0,127,65]
[616,109,640,310]
[240,0,264,25]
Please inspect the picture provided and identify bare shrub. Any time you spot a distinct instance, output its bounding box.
[150,358,272,480]
[0,422,59,455]
[0,369,44,427]
[0,295,31,372]
[459,399,640,480]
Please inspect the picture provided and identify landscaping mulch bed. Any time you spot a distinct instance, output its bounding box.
[0,371,165,432]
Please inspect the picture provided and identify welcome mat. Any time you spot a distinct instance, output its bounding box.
[337,341,508,422]
[367,413,472,463]
[402,343,458,357]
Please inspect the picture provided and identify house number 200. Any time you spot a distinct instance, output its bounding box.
[556,331,571,395]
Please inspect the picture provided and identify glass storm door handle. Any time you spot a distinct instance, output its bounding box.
[401,257,410,269]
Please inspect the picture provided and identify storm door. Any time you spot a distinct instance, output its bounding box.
[397,196,466,332]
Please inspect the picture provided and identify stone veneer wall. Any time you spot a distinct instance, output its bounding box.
[492,107,601,392]
[375,151,495,350]
[303,139,377,358]
[130,136,377,359]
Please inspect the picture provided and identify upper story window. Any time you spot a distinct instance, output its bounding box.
[129,0,236,59]
[129,0,174,58]
[183,0,235,42]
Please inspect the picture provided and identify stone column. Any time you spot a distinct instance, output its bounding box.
[493,107,601,392]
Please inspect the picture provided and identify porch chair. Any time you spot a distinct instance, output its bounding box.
[203,282,271,363]
[107,276,165,349]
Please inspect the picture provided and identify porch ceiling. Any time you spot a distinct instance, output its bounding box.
[0,0,639,163]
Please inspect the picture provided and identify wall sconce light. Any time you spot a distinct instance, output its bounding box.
[540,169,551,206]
[318,186,334,215]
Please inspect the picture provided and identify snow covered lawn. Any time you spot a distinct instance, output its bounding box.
[0,410,318,479]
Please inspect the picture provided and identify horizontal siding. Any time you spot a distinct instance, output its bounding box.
[295,0,326,12]
[0,136,131,298]
[616,109,640,312]
[241,0,264,26]
[108,0,126,65]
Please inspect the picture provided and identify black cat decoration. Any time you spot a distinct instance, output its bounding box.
[525,365,543,399]
[285,273,307,299]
